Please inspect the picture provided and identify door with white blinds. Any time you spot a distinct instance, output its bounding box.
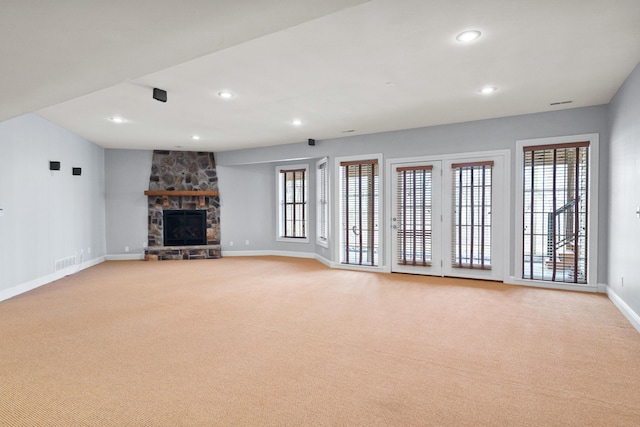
[390,155,505,280]
[391,162,442,275]
[442,156,504,280]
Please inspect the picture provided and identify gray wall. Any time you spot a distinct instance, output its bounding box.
[217,160,316,254]
[105,149,152,257]
[216,105,610,281]
[608,63,640,317]
[0,113,105,296]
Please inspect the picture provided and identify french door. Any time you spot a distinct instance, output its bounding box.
[391,161,442,275]
[390,154,505,281]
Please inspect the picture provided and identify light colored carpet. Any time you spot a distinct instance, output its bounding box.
[1,256,639,426]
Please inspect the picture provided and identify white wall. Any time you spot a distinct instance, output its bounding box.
[0,113,106,300]
[216,106,609,281]
[105,149,152,258]
[608,63,640,325]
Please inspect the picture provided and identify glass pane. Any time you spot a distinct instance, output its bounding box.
[340,162,379,266]
[522,146,588,283]
[396,168,432,266]
[451,164,492,269]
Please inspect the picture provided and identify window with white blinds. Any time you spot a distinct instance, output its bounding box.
[316,158,329,247]
[277,165,308,240]
[396,166,433,266]
[339,159,379,266]
[522,142,589,284]
[451,161,493,270]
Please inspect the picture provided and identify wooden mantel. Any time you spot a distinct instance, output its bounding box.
[144,190,219,207]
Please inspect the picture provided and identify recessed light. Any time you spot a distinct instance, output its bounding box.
[480,86,497,95]
[292,119,302,126]
[192,135,201,141]
[109,116,126,123]
[218,91,234,99]
[456,30,481,42]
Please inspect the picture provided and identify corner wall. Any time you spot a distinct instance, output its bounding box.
[607,63,640,329]
[105,149,152,259]
[0,114,106,300]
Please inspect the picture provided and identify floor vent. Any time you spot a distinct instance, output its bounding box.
[55,256,77,272]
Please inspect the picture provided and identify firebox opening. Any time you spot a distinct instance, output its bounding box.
[163,210,207,246]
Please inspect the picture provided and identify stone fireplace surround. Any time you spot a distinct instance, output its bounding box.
[144,150,221,260]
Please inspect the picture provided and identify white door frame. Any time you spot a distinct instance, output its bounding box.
[386,150,510,281]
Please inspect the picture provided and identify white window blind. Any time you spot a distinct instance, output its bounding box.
[522,142,589,283]
[451,161,493,270]
[340,160,379,266]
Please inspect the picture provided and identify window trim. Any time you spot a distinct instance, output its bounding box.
[276,164,310,243]
[316,157,329,248]
[513,133,599,291]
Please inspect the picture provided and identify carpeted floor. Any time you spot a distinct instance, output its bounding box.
[1,256,639,426]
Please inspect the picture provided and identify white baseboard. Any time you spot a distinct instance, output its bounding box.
[606,285,640,333]
[314,254,335,268]
[506,276,599,293]
[0,255,105,302]
[222,250,316,259]
[105,253,145,261]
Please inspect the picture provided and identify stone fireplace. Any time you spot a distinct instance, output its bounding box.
[144,150,221,260]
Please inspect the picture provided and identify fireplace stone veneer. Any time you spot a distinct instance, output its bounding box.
[144,150,221,260]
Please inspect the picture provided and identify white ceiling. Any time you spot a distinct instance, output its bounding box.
[5,0,640,153]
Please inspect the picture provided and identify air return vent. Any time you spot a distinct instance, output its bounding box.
[55,256,76,271]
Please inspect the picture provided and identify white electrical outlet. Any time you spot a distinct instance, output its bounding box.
[245,240,250,245]
[143,241,148,248]
[229,241,234,247]
[125,246,129,252]
[87,247,91,254]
